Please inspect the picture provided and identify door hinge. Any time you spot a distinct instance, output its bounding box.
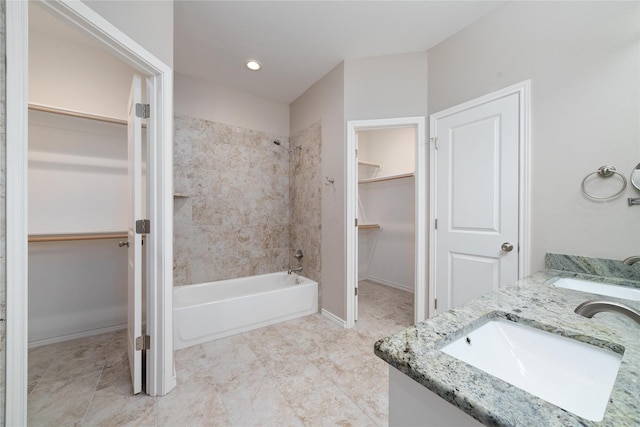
[355,287,358,296]
[355,148,358,158]
[434,299,438,310]
[430,136,438,149]
[355,218,358,227]
[136,219,150,235]
[135,103,150,119]
[434,219,438,230]
[136,335,150,351]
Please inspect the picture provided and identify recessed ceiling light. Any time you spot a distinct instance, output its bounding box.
[246,60,261,71]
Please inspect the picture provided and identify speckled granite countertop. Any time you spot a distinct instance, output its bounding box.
[375,269,640,426]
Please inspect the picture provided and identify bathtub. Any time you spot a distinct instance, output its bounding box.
[173,272,318,350]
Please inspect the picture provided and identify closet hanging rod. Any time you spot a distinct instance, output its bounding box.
[29,232,128,243]
[28,103,146,127]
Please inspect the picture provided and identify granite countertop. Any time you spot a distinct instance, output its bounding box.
[374,270,640,426]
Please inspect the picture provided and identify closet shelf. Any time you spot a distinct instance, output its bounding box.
[29,231,128,243]
[358,160,381,168]
[358,172,414,184]
[358,224,381,230]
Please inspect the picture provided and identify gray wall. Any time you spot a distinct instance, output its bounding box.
[0,2,6,422]
[290,62,345,319]
[428,1,640,272]
[344,52,429,121]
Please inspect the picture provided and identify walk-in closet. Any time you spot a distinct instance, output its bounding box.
[357,127,416,321]
[27,5,141,421]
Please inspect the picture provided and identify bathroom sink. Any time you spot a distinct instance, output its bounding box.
[550,277,640,301]
[441,318,622,421]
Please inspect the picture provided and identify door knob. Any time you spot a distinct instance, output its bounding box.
[501,242,514,252]
[119,240,129,248]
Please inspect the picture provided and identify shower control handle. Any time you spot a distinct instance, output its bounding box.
[119,240,129,248]
[501,242,514,252]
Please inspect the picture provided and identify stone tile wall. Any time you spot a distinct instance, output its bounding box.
[173,115,291,285]
[289,122,322,305]
[1,1,6,422]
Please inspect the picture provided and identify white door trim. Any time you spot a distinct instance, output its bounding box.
[429,80,531,317]
[346,117,427,328]
[6,1,175,423]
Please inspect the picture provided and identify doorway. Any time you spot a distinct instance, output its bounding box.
[346,117,426,328]
[6,1,175,424]
[428,81,531,316]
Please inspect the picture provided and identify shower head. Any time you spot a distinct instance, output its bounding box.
[273,140,281,146]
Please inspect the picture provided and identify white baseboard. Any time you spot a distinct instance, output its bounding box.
[363,276,414,293]
[321,308,347,328]
[28,323,127,348]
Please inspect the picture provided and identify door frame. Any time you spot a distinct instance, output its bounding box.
[6,1,175,423]
[428,80,531,316]
[346,117,427,328]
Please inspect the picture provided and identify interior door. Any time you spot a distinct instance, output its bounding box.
[127,74,143,394]
[354,133,359,321]
[433,93,519,313]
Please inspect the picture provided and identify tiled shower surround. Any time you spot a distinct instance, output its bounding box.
[173,116,322,303]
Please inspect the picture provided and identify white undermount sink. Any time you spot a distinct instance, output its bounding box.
[441,318,622,422]
[550,277,640,301]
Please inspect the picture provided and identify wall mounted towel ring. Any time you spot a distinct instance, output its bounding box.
[581,165,627,200]
[631,163,640,191]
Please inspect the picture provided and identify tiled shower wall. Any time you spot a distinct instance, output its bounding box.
[1,1,6,422]
[173,115,291,285]
[289,122,322,303]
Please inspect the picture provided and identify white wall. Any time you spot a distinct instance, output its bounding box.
[359,178,415,292]
[358,127,416,291]
[358,127,415,178]
[28,8,135,343]
[174,73,290,137]
[290,62,346,319]
[28,240,127,345]
[28,111,128,234]
[428,1,640,272]
[29,5,136,120]
[82,0,173,67]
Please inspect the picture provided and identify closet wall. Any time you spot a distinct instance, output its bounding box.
[28,6,136,346]
[358,127,415,292]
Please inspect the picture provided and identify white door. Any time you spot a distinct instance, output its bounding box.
[127,74,143,394]
[432,93,519,313]
[353,133,360,321]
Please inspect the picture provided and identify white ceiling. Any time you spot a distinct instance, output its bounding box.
[32,1,505,105]
[174,1,504,104]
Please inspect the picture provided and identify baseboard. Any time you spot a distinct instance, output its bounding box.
[28,323,127,348]
[364,276,414,294]
[321,308,347,328]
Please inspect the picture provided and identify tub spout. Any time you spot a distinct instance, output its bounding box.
[288,266,303,275]
[575,300,640,325]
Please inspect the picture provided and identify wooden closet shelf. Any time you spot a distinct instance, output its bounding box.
[29,232,128,243]
[358,160,381,168]
[358,173,414,184]
[358,224,381,230]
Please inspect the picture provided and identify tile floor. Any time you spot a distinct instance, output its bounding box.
[28,280,413,426]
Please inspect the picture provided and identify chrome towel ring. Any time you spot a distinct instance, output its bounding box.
[581,165,627,200]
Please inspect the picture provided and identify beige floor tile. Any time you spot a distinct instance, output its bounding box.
[27,281,412,426]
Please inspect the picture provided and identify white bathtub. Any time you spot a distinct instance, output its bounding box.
[173,272,318,350]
